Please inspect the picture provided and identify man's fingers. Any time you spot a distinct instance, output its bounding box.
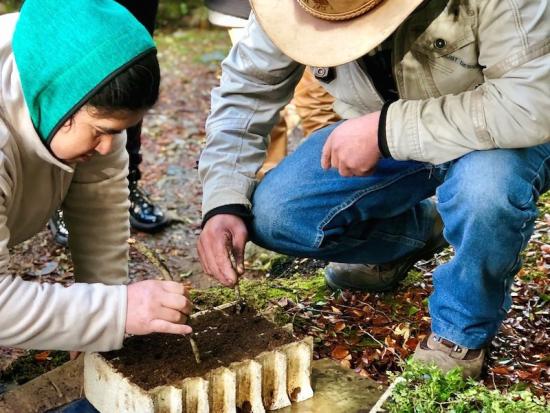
[197,237,214,277]
[215,240,238,286]
[198,215,248,286]
[339,165,353,177]
[362,167,376,177]
[331,148,340,171]
[231,227,247,275]
[321,135,333,170]
[150,319,193,335]
[206,232,236,286]
[199,236,222,283]
[201,233,235,286]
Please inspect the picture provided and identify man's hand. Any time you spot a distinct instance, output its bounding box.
[197,214,248,287]
[321,111,381,176]
[126,280,193,336]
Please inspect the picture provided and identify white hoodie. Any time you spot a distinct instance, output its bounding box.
[0,14,129,351]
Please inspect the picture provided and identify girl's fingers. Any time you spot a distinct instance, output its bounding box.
[161,292,193,315]
[150,319,192,335]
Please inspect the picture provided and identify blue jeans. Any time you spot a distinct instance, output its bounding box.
[250,124,550,348]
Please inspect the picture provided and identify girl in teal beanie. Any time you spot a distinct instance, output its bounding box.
[0,0,192,351]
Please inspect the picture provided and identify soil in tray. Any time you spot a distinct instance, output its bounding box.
[102,306,295,390]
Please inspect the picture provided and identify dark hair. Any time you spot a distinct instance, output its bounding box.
[87,51,160,115]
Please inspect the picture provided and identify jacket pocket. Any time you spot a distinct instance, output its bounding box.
[410,18,484,96]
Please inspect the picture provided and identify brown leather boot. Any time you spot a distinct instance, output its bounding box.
[412,332,486,380]
[324,209,447,292]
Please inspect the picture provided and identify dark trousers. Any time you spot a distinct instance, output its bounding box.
[116,0,159,183]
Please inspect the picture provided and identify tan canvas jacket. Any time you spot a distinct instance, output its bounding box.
[200,0,550,217]
[0,13,129,351]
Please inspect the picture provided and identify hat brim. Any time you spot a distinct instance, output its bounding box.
[251,0,424,67]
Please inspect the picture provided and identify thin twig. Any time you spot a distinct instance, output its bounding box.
[352,299,412,324]
[234,282,244,314]
[129,238,171,281]
[289,306,356,318]
[129,237,202,364]
[47,377,63,398]
[189,337,201,364]
[358,326,405,363]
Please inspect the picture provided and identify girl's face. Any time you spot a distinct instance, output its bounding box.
[49,106,146,163]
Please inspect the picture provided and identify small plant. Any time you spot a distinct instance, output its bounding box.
[386,359,549,412]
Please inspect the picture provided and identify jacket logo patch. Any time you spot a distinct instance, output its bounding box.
[442,54,478,70]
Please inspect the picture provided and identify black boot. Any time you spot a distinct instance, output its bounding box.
[129,182,170,233]
[48,209,69,247]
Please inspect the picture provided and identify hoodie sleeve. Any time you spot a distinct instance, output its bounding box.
[62,132,130,286]
[0,197,127,351]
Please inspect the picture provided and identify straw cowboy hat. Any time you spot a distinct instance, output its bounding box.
[250,0,424,67]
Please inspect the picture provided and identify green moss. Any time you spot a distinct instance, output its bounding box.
[192,271,327,312]
[536,192,550,216]
[248,253,299,277]
[0,351,69,386]
[401,269,424,288]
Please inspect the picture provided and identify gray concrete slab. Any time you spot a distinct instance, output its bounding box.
[275,359,386,413]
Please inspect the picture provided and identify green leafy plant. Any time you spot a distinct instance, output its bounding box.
[387,359,549,412]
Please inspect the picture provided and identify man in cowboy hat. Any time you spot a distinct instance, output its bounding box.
[198,0,550,379]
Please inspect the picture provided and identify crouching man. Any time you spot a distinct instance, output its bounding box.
[198,0,549,378]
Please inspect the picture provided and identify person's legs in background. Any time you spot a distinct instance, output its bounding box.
[257,111,289,177]
[293,68,340,138]
[49,0,168,245]
[258,68,341,177]
[125,121,169,233]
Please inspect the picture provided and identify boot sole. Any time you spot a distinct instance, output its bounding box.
[130,215,171,234]
[48,220,69,247]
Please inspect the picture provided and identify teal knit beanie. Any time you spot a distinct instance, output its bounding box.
[12,0,156,143]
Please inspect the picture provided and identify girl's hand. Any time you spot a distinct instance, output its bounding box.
[126,280,193,336]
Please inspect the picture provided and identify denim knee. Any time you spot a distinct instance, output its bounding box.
[437,151,539,272]
[251,180,319,254]
[438,152,538,227]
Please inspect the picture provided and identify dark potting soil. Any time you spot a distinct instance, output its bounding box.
[102,306,295,390]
